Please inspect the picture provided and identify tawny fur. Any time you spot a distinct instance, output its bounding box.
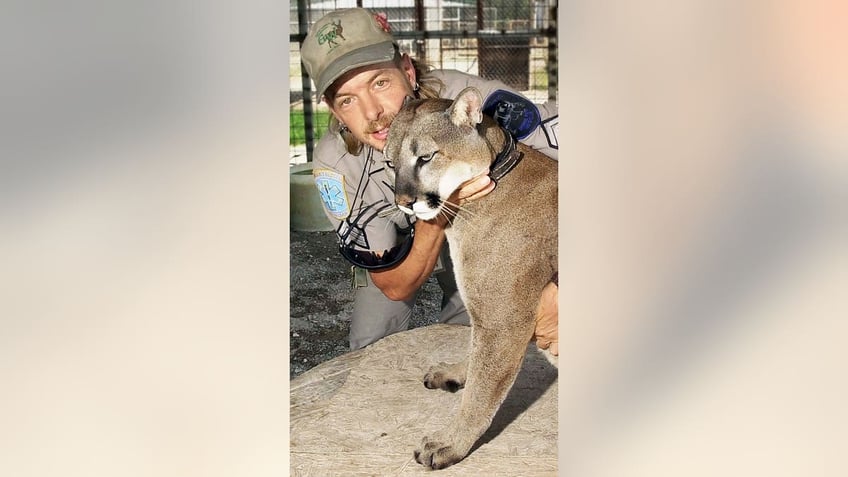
[384,87,558,470]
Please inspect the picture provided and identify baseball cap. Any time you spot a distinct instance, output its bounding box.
[301,8,398,99]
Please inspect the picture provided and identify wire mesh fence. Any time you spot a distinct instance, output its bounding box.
[290,0,557,163]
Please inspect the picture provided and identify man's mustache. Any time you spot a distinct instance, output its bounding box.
[366,113,395,133]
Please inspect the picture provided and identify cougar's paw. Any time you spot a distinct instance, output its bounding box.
[413,435,467,470]
[422,361,466,392]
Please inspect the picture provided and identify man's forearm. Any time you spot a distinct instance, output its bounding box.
[369,218,446,301]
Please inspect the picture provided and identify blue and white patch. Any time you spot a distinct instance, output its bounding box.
[314,169,349,220]
[482,89,541,140]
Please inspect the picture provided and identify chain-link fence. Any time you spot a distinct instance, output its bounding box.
[290,0,557,164]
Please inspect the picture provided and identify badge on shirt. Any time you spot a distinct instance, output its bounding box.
[482,90,541,140]
[314,168,349,220]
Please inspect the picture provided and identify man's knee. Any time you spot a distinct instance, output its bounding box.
[438,288,470,326]
[349,268,415,350]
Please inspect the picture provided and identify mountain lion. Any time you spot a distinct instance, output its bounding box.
[384,87,558,469]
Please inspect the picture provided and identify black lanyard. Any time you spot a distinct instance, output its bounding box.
[335,147,415,270]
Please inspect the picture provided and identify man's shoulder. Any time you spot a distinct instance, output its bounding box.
[428,69,511,102]
[313,134,349,170]
[313,134,372,179]
[429,69,475,84]
[427,70,557,156]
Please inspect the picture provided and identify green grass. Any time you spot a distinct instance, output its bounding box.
[290,109,331,146]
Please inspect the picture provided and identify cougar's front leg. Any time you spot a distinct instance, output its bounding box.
[414,321,533,469]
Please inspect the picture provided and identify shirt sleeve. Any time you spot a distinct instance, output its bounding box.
[311,134,352,226]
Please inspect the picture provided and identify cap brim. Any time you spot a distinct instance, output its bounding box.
[316,41,397,99]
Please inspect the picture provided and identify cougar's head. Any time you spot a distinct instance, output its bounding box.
[383,87,494,221]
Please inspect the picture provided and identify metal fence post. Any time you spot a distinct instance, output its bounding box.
[297,0,314,163]
[547,3,557,101]
[414,0,425,62]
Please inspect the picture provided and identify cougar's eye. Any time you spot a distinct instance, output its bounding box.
[381,151,394,169]
[417,151,437,164]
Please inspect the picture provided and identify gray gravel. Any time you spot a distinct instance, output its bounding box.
[289,230,443,378]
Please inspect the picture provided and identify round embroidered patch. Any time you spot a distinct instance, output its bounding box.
[482,90,541,140]
[314,169,349,220]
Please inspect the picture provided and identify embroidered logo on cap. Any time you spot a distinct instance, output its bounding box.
[314,168,349,219]
[317,20,345,49]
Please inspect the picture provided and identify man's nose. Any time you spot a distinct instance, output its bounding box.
[361,94,383,122]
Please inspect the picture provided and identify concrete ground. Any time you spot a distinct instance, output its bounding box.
[290,324,558,476]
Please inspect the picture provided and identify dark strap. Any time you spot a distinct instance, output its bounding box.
[489,129,524,182]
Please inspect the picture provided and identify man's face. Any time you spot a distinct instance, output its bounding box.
[325,56,416,152]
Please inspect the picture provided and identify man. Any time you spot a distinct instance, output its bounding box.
[300,8,559,353]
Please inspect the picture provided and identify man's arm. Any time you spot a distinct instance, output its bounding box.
[534,281,559,356]
[369,217,447,301]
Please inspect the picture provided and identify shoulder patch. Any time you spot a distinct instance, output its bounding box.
[482,89,541,140]
[313,168,349,220]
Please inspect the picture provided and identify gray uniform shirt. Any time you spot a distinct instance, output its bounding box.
[312,69,558,255]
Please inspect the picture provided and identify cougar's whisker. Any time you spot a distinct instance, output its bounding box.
[441,198,480,222]
[376,204,415,234]
[438,199,484,233]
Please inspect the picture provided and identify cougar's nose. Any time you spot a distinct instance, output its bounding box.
[396,195,416,215]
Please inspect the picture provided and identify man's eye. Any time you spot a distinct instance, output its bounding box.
[338,97,353,107]
[375,79,389,88]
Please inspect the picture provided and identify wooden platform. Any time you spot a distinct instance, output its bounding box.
[290,324,558,476]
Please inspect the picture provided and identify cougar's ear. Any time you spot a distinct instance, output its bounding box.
[448,87,484,129]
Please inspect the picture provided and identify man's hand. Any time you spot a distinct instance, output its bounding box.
[429,172,496,227]
[457,172,495,203]
[534,281,558,356]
